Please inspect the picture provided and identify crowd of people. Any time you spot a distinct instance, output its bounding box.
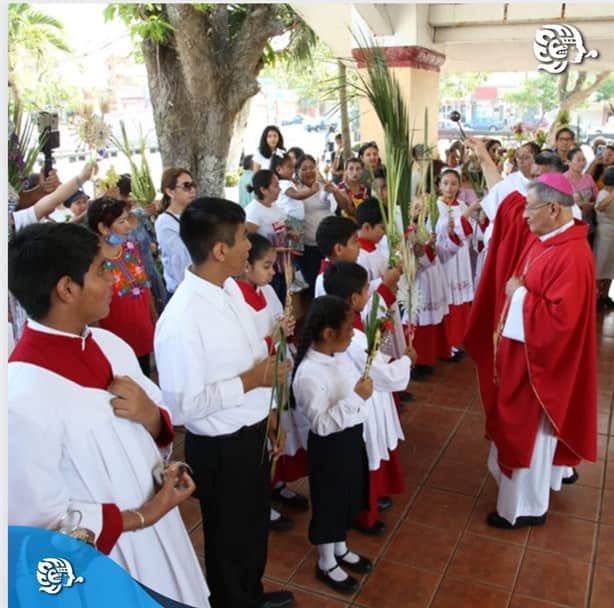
[6,120,610,608]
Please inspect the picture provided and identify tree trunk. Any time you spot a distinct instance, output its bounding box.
[141,4,287,197]
[338,60,352,155]
[228,97,253,175]
[547,71,610,142]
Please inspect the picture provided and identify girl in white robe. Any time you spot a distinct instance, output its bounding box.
[236,233,311,527]
[435,169,481,356]
[324,262,412,534]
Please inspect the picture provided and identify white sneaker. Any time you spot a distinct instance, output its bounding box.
[293,269,310,290]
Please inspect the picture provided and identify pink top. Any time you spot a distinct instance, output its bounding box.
[564,171,598,203]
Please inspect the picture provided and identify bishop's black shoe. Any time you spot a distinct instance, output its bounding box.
[562,468,579,484]
[487,511,547,529]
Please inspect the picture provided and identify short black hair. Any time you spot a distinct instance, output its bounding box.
[242,154,254,171]
[316,216,357,257]
[117,174,131,197]
[323,262,368,300]
[355,197,383,228]
[246,170,275,201]
[247,232,273,265]
[180,197,246,265]
[603,166,614,187]
[270,153,292,177]
[287,146,304,162]
[567,147,584,162]
[87,196,127,234]
[555,127,575,141]
[534,151,564,172]
[8,223,100,320]
[521,141,542,157]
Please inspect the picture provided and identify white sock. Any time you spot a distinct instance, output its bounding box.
[318,543,348,582]
[270,508,281,521]
[334,541,360,564]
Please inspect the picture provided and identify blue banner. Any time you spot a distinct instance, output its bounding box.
[8,526,190,607]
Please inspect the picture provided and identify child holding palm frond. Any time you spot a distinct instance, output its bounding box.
[236,233,309,531]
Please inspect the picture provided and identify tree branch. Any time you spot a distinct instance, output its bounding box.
[564,71,610,108]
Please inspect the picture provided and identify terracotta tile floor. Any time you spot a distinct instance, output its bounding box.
[174,309,614,607]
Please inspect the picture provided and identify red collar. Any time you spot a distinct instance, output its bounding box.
[441,198,460,207]
[9,323,113,389]
[358,237,377,252]
[353,312,365,331]
[319,258,330,274]
[236,280,267,311]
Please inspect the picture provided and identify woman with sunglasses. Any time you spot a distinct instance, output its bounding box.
[154,168,197,299]
[87,197,157,376]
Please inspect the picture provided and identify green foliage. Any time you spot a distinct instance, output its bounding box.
[224,172,239,187]
[111,121,156,205]
[354,37,411,237]
[440,72,487,100]
[103,4,174,45]
[595,75,614,103]
[8,101,44,193]
[504,73,559,113]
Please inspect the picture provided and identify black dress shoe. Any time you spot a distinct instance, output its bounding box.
[397,390,414,402]
[377,496,393,512]
[351,519,386,536]
[414,364,434,376]
[315,564,359,595]
[335,550,373,574]
[562,468,579,485]
[411,367,429,381]
[259,590,295,608]
[487,511,547,529]
[269,513,294,531]
[272,486,310,511]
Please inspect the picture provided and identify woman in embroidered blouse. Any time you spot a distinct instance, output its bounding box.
[87,197,157,376]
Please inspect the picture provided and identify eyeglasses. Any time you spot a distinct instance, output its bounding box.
[525,202,553,214]
[174,181,196,192]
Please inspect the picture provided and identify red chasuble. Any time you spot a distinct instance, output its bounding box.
[464,191,529,418]
[488,220,597,473]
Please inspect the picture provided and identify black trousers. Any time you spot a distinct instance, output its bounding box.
[185,419,271,608]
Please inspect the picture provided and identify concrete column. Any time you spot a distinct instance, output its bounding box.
[352,45,445,158]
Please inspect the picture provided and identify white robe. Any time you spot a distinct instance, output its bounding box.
[435,200,475,306]
[240,283,310,456]
[345,328,408,470]
[8,325,210,608]
[358,245,407,359]
[413,248,450,326]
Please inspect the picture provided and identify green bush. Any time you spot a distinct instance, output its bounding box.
[225,172,239,187]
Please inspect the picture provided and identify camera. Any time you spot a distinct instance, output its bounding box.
[36,111,60,177]
[597,144,606,156]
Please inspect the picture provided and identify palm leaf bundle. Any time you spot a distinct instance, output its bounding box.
[354,38,411,262]
[8,102,44,193]
[363,292,393,379]
[111,121,156,206]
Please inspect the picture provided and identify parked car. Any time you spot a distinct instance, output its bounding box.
[587,118,614,144]
[465,117,507,132]
[281,114,305,126]
[305,118,337,133]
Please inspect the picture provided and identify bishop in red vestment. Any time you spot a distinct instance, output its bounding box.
[478,175,597,528]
